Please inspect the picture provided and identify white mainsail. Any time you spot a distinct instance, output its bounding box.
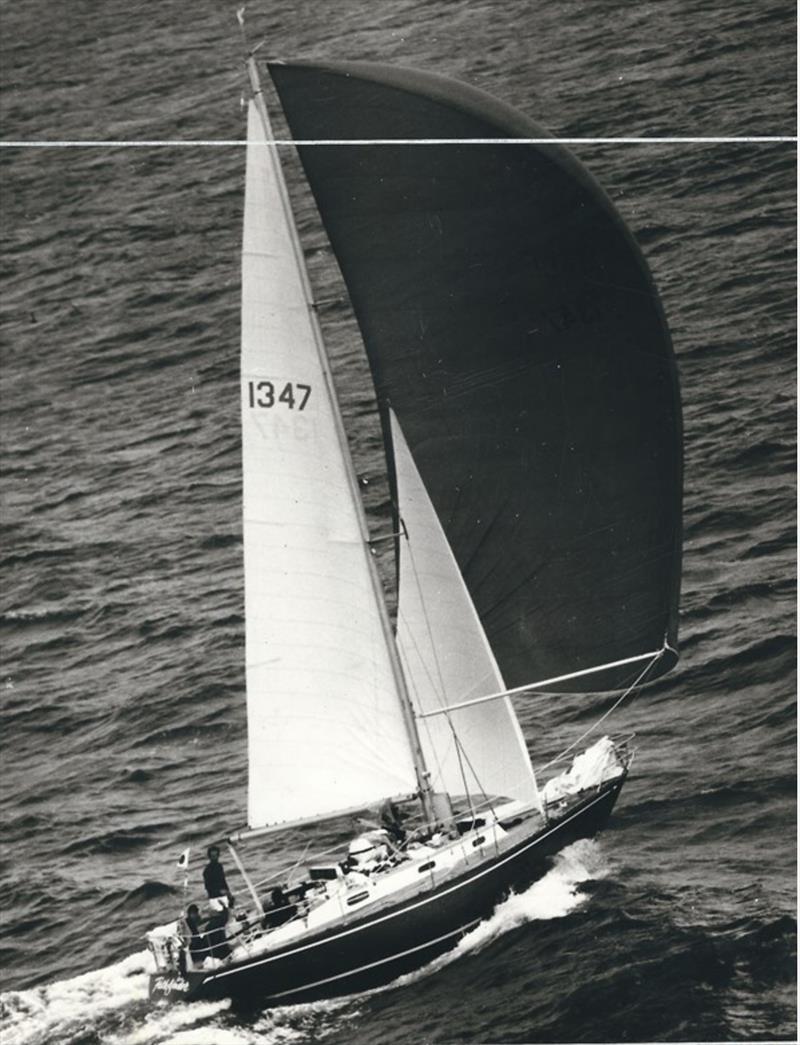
[391,411,540,809]
[241,101,418,829]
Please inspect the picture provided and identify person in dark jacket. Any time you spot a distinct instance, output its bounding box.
[379,798,407,846]
[261,886,296,930]
[203,845,234,904]
[183,903,207,966]
[203,900,232,960]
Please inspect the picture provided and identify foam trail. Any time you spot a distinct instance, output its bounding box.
[0,949,153,1045]
[1,949,354,1045]
[391,838,608,989]
[112,995,353,1045]
[109,999,232,1045]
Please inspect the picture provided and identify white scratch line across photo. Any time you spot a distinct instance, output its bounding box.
[1,135,797,147]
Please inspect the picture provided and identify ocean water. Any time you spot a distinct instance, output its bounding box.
[0,1,796,1043]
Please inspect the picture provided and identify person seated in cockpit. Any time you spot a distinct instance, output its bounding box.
[379,798,407,846]
[346,832,390,875]
[261,886,296,930]
[182,903,207,967]
[203,899,232,960]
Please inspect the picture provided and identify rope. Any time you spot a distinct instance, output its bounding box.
[539,650,663,772]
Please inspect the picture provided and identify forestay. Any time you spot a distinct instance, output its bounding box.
[391,411,540,809]
[241,100,418,829]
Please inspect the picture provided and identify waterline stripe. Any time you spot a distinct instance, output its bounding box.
[265,918,481,1000]
[1,136,796,148]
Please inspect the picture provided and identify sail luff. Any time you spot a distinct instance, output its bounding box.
[241,71,423,828]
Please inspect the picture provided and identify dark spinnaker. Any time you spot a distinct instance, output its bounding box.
[268,60,683,692]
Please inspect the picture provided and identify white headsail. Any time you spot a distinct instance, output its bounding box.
[241,101,418,829]
[391,410,540,810]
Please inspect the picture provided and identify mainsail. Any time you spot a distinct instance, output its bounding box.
[269,60,683,694]
[391,410,539,808]
[241,99,418,829]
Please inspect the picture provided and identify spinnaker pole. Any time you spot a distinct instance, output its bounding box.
[416,647,668,719]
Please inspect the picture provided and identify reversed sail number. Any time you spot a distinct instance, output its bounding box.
[247,381,311,410]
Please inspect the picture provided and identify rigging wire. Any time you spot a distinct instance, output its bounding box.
[538,649,663,773]
[397,608,453,806]
[399,607,500,823]
[399,513,489,814]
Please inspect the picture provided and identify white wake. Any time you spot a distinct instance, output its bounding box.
[0,947,352,1045]
[0,949,155,1045]
[389,837,609,989]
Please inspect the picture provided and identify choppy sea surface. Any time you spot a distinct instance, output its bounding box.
[0,1,796,1042]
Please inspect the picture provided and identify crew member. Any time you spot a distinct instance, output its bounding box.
[182,903,206,965]
[203,845,235,905]
[203,899,232,960]
[261,886,296,930]
[379,798,407,846]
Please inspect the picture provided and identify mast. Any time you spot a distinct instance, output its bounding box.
[245,56,437,828]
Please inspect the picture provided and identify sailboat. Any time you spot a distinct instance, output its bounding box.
[146,53,682,1007]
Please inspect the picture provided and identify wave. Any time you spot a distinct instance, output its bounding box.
[107,998,232,1045]
[60,831,168,857]
[0,950,350,1045]
[198,534,241,551]
[0,607,86,627]
[0,950,153,1045]
[740,533,796,560]
[648,632,795,696]
[386,838,607,991]
[706,576,794,607]
[718,633,795,672]
[107,881,178,912]
[723,913,797,985]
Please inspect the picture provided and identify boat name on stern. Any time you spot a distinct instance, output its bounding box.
[151,975,192,996]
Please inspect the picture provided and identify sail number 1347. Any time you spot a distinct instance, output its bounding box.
[247,381,311,411]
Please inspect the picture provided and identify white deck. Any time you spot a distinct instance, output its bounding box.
[223,809,538,967]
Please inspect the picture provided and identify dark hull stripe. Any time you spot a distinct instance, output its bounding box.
[268,917,482,1000]
[210,784,616,985]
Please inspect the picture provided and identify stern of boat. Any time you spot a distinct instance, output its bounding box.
[146,922,205,1004]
